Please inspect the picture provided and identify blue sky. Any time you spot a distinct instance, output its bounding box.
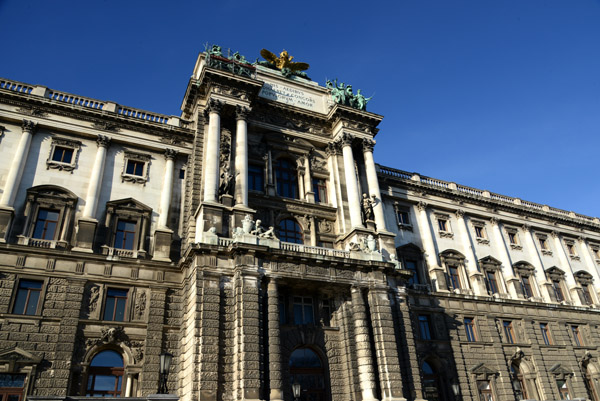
[1,0,599,216]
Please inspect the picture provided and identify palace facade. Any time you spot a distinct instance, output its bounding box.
[0,48,599,401]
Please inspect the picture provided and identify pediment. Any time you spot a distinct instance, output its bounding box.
[397,243,423,255]
[439,249,465,262]
[479,256,502,269]
[513,261,535,272]
[106,197,152,212]
[471,362,498,376]
[545,266,566,277]
[27,185,78,201]
[0,347,42,364]
[549,364,573,376]
[574,270,594,281]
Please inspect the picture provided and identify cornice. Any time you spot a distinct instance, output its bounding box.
[380,173,600,234]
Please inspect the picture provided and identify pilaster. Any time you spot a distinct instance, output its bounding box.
[351,286,379,401]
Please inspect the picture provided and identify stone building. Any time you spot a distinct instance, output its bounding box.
[0,47,599,401]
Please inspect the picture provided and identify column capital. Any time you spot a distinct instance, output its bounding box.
[164,148,178,160]
[521,224,531,233]
[340,132,354,147]
[417,201,428,212]
[96,134,111,148]
[550,230,559,238]
[362,138,375,153]
[326,142,341,156]
[455,209,465,219]
[207,99,223,114]
[490,217,499,226]
[235,105,250,120]
[22,119,37,134]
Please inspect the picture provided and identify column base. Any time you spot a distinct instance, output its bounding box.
[0,206,14,242]
[152,228,173,262]
[73,218,98,252]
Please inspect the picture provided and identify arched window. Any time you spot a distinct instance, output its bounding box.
[275,159,298,199]
[511,365,527,401]
[86,350,124,397]
[278,219,303,244]
[289,348,327,401]
[422,361,442,401]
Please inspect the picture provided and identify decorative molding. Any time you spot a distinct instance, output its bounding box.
[207,98,223,114]
[92,121,120,132]
[96,134,112,148]
[22,119,37,134]
[235,105,250,120]
[164,148,178,160]
[46,137,81,173]
[121,151,151,185]
[362,138,375,153]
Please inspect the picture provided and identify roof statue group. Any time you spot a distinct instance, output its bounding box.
[204,45,373,111]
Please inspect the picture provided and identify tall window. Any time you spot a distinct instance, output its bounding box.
[248,164,264,192]
[406,260,420,285]
[289,348,326,401]
[540,323,552,345]
[86,350,124,397]
[553,280,565,302]
[464,317,477,342]
[12,280,42,315]
[581,284,594,305]
[485,271,499,295]
[0,374,27,401]
[556,379,570,400]
[571,325,583,346]
[32,209,60,240]
[103,288,128,321]
[521,275,534,299]
[503,321,515,344]
[293,296,314,325]
[114,220,137,250]
[422,361,442,401]
[275,159,298,199]
[278,219,303,244]
[448,266,462,290]
[312,178,327,203]
[418,315,433,340]
[478,380,494,401]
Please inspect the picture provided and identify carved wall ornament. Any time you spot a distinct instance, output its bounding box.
[310,156,327,172]
[318,219,333,233]
[490,217,499,226]
[88,285,100,313]
[16,106,48,117]
[417,201,428,212]
[325,142,341,157]
[212,85,251,101]
[46,137,82,173]
[92,121,120,132]
[134,291,147,319]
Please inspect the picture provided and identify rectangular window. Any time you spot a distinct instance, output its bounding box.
[12,279,43,315]
[485,271,499,294]
[321,299,331,326]
[464,317,477,342]
[397,210,410,226]
[553,280,564,302]
[539,237,549,250]
[557,380,570,400]
[581,284,594,305]
[478,380,494,401]
[51,146,74,164]
[114,220,137,250]
[248,164,264,192]
[125,159,145,176]
[418,315,433,340]
[508,232,518,245]
[566,242,577,256]
[521,276,533,298]
[293,296,314,325]
[449,266,462,290]
[438,219,448,232]
[474,226,485,239]
[571,325,583,346]
[406,260,420,285]
[312,178,328,204]
[503,321,515,344]
[103,288,128,321]
[540,323,552,345]
[32,208,60,240]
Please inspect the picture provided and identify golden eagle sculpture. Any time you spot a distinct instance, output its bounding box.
[258,49,310,79]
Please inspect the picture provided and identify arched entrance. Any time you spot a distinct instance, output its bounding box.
[289,347,327,401]
[422,361,444,401]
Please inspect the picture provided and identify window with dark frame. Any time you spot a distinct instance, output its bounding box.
[125,159,144,177]
[418,315,433,340]
[278,219,303,244]
[275,159,298,199]
[293,296,314,325]
[464,317,477,342]
[503,321,515,344]
[321,299,331,326]
[0,373,27,401]
[540,323,552,345]
[556,379,570,400]
[478,380,494,401]
[581,284,594,305]
[397,210,410,226]
[511,365,528,401]
[539,237,549,250]
[571,325,583,346]
[553,280,565,302]
[406,260,420,285]
[474,225,485,239]
[32,208,60,240]
[103,288,128,322]
[521,275,534,299]
[51,146,74,164]
[438,219,448,232]
[508,232,518,245]
[312,178,328,203]
[114,220,137,250]
[12,279,43,315]
[566,242,577,256]
[448,265,462,290]
[248,164,264,192]
[485,270,499,295]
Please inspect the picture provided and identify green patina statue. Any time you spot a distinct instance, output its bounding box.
[326,79,372,111]
[203,44,255,78]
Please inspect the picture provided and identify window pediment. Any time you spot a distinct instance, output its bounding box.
[479,256,502,271]
[439,249,465,264]
[0,347,42,365]
[574,270,594,285]
[549,364,573,378]
[106,198,152,215]
[513,261,535,276]
[471,362,498,379]
[546,266,566,280]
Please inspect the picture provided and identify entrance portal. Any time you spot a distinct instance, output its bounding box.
[289,348,327,401]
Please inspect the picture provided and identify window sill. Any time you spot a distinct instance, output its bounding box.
[398,223,413,231]
[541,249,553,256]
[510,244,523,250]
[102,246,144,259]
[476,237,490,245]
[439,231,454,239]
[121,173,147,185]
[46,160,76,172]
[17,236,68,249]
[569,255,581,261]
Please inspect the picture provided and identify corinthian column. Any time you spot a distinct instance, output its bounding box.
[1,120,36,206]
[351,286,378,401]
[234,106,250,206]
[158,149,177,227]
[83,135,111,218]
[203,99,222,203]
[340,134,362,228]
[362,139,387,232]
